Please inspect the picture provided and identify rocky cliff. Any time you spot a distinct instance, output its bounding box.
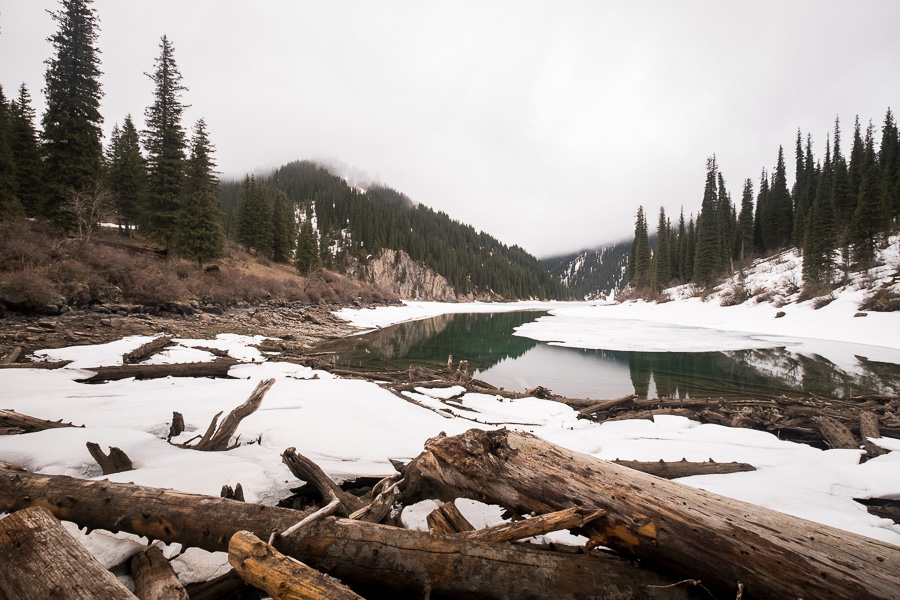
[358,249,459,302]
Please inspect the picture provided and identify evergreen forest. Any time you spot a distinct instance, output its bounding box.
[627,114,900,295]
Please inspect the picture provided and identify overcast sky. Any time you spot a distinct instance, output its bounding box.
[2,1,900,257]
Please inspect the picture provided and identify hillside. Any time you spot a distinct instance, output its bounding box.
[220,161,570,301]
[542,240,631,300]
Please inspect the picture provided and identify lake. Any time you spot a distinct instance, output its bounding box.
[316,311,900,399]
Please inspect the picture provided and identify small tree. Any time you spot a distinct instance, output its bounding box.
[62,186,114,243]
[295,217,320,275]
[174,119,224,264]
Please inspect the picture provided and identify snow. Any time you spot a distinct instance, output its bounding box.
[3,239,900,583]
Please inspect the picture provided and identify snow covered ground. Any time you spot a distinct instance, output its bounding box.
[1,332,900,586]
[2,239,900,586]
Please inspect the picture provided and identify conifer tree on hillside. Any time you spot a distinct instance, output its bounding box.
[753,169,768,253]
[763,146,792,250]
[40,0,104,225]
[693,157,723,287]
[105,115,147,234]
[737,178,754,263]
[716,171,736,270]
[234,175,274,257]
[850,121,888,266]
[831,117,855,227]
[8,84,45,217]
[674,209,687,281]
[650,207,671,291]
[0,85,24,219]
[848,116,865,202]
[803,133,838,285]
[627,206,651,288]
[143,35,188,249]
[295,217,320,275]
[174,119,224,264]
[272,190,297,263]
[879,108,900,223]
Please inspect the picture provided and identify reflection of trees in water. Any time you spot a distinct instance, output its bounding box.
[321,311,544,371]
[626,348,900,399]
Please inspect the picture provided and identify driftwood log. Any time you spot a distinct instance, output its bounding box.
[86,442,134,475]
[0,469,696,600]
[860,411,887,457]
[0,359,72,369]
[183,571,263,600]
[282,447,365,514]
[611,459,756,479]
[0,346,22,364]
[77,357,237,383]
[0,408,80,434]
[229,531,363,599]
[460,506,606,544]
[427,500,475,534]
[183,379,274,451]
[402,428,900,600]
[0,506,136,599]
[123,336,174,364]
[130,546,189,600]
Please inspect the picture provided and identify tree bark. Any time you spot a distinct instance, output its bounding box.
[0,470,696,600]
[460,506,605,544]
[427,500,475,534]
[860,412,887,458]
[77,358,237,383]
[130,546,189,600]
[282,447,365,514]
[0,360,72,369]
[0,506,136,599]
[187,379,274,451]
[814,415,860,450]
[123,336,174,364]
[611,459,755,479]
[0,408,80,433]
[229,531,363,600]
[403,428,900,600]
[183,571,263,600]
[86,442,134,475]
[0,346,22,364]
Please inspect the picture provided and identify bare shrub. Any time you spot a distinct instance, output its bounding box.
[0,268,59,309]
[859,289,900,312]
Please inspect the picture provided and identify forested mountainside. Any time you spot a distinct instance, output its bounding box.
[220,161,570,300]
[543,240,631,299]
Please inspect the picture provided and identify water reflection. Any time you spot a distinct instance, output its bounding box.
[320,312,900,399]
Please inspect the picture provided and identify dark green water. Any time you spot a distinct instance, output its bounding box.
[317,311,900,399]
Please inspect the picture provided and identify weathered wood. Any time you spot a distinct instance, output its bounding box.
[611,459,756,479]
[221,483,245,501]
[461,506,606,544]
[0,506,136,599]
[183,571,263,600]
[0,359,72,369]
[577,394,638,417]
[860,412,888,457]
[427,501,475,534]
[167,411,184,442]
[404,428,900,600]
[0,346,22,364]
[130,546,189,600]
[229,531,363,600]
[0,470,697,600]
[815,415,860,450]
[348,473,402,523]
[77,357,237,383]
[282,447,365,514]
[0,408,80,434]
[188,379,274,451]
[86,442,134,475]
[123,335,174,364]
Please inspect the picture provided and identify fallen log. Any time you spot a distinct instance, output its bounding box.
[0,408,80,433]
[460,506,606,544]
[0,359,72,369]
[86,442,134,475]
[0,346,22,364]
[282,447,365,514]
[860,412,887,458]
[184,379,274,451]
[229,531,363,600]
[403,428,900,600]
[0,506,136,599]
[611,459,756,479]
[0,470,696,600]
[815,415,860,450]
[427,500,475,534]
[130,546,189,600]
[123,336,174,364]
[76,357,237,383]
[183,571,263,600]
[576,394,637,417]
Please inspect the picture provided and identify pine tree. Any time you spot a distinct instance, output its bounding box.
[105,115,147,233]
[674,208,687,280]
[627,206,651,288]
[791,132,812,247]
[174,119,224,263]
[716,171,735,270]
[272,190,297,263]
[694,157,723,287]
[41,0,104,224]
[295,216,320,274]
[234,175,274,257]
[831,116,854,227]
[753,169,768,253]
[803,136,837,285]
[737,178,754,263]
[764,146,792,249]
[848,116,864,201]
[0,85,24,219]
[143,35,188,249]
[850,121,887,266]
[650,207,671,291]
[7,84,45,217]
[879,108,900,223]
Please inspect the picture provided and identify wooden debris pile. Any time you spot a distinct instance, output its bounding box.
[2,427,900,599]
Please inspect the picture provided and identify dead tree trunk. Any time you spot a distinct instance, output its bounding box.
[0,506,136,599]
[403,428,900,600]
[427,501,475,534]
[186,379,274,451]
[0,409,80,434]
[460,507,605,544]
[77,358,237,383]
[0,470,696,600]
[130,546,189,600]
[611,459,755,479]
[0,346,22,364]
[815,415,860,450]
[123,336,174,364]
[86,442,133,475]
[281,447,365,514]
[229,531,363,599]
[860,412,887,458]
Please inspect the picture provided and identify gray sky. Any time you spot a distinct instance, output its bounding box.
[2,1,899,257]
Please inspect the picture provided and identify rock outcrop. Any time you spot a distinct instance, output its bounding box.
[359,249,459,302]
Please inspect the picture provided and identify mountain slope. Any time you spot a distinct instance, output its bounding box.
[221,161,570,301]
[543,240,631,299]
